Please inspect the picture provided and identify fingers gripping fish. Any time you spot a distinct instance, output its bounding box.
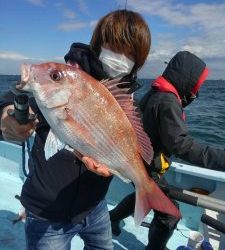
[17,62,181,226]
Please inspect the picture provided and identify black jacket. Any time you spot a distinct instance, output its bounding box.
[140,51,225,172]
[0,43,139,223]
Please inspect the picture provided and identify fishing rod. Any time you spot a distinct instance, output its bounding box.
[159,184,225,214]
[10,94,30,124]
[141,184,225,234]
[8,83,37,177]
[201,214,225,234]
[8,81,35,124]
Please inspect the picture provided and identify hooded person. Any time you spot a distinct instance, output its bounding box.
[140,50,225,172]
[109,51,225,250]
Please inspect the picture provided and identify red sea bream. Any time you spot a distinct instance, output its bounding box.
[18,62,181,225]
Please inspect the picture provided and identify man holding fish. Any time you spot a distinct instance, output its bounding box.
[0,9,168,250]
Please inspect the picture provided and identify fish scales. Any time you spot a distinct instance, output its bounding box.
[65,77,139,172]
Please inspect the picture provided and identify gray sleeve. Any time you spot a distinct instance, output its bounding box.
[158,102,225,172]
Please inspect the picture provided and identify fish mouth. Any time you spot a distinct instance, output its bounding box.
[19,64,32,87]
[10,64,33,96]
[17,64,33,92]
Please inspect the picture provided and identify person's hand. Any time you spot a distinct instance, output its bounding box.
[81,156,112,177]
[0,105,38,144]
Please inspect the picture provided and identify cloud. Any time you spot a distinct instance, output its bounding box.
[90,20,98,29]
[55,2,90,31]
[57,22,88,32]
[0,52,65,75]
[54,3,78,20]
[117,0,225,79]
[0,51,63,62]
[0,51,30,60]
[125,0,225,29]
[63,8,76,19]
[52,56,64,62]
[77,0,90,16]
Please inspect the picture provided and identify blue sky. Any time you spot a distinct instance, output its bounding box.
[0,0,225,79]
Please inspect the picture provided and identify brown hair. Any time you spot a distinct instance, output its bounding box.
[90,9,151,72]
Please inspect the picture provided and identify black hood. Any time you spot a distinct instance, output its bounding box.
[64,42,107,81]
[162,51,206,98]
[64,42,140,93]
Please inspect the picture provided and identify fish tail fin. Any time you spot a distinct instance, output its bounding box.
[134,180,181,226]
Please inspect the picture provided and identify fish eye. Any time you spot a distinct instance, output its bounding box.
[50,70,62,81]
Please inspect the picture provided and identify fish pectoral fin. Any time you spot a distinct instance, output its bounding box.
[44,129,66,160]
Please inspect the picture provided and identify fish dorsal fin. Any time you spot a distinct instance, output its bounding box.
[102,79,153,164]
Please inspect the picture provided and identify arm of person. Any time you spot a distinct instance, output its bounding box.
[158,98,225,172]
[81,156,112,177]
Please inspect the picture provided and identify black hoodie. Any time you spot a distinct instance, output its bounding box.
[140,51,225,172]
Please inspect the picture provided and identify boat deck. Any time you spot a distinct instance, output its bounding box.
[1,140,225,249]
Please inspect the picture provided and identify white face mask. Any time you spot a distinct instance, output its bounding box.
[99,47,135,78]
